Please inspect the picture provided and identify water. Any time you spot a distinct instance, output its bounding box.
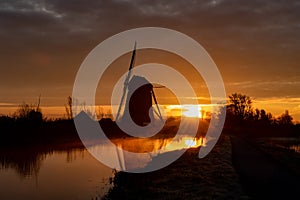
[0,135,205,199]
[290,144,300,153]
[262,137,300,154]
[0,147,114,200]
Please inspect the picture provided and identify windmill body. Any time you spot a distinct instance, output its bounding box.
[123,75,154,126]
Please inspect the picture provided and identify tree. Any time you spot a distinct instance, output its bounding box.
[65,96,73,119]
[228,93,253,120]
[15,103,34,119]
[277,110,293,126]
[259,109,273,123]
[15,102,42,120]
[14,102,43,128]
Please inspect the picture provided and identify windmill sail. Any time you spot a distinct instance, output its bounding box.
[115,42,136,121]
[151,88,162,120]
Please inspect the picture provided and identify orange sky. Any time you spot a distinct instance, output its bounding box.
[0,0,300,121]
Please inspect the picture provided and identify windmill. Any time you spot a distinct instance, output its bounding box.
[115,42,162,126]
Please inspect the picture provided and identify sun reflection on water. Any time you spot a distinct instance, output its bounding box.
[164,137,205,152]
[90,136,206,171]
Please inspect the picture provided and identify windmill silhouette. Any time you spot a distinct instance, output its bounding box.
[115,42,162,126]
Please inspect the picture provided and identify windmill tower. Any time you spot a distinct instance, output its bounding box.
[115,43,162,126]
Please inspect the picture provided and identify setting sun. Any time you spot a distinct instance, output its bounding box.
[182,105,202,118]
[184,138,197,147]
[166,104,203,118]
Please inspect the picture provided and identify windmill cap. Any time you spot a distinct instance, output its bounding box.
[128,75,153,91]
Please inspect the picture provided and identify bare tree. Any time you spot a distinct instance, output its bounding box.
[15,102,35,119]
[65,96,73,119]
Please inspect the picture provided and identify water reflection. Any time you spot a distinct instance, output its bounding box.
[0,147,113,200]
[109,136,204,153]
[88,136,205,172]
[0,148,47,177]
[0,135,205,199]
[289,144,300,153]
[262,137,300,154]
[0,148,87,177]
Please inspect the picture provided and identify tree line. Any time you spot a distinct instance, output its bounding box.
[0,93,299,142]
[226,93,298,137]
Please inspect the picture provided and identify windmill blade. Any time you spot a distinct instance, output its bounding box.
[115,42,137,121]
[151,88,162,120]
[128,42,137,71]
[152,108,160,119]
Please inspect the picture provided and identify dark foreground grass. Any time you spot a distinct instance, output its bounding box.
[253,138,300,177]
[103,135,250,200]
[231,136,300,199]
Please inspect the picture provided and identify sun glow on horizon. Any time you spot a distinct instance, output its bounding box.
[184,138,197,147]
[166,104,204,118]
[182,105,202,118]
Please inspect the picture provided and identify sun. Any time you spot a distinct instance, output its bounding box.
[184,139,197,147]
[182,105,202,118]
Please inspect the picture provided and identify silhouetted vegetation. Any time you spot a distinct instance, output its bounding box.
[228,93,253,121]
[225,93,298,137]
[65,96,73,120]
[14,102,43,129]
[0,93,299,149]
[0,101,80,148]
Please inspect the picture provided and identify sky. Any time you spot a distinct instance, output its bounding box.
[0,0,300,121]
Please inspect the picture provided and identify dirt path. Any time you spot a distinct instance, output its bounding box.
[231,136,300,199]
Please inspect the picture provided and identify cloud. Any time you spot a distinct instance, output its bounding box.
[0,103,17,107]
[225,80,300,99]
[227,81,300,88]
[0,0,300,106]
[1,0,299,54]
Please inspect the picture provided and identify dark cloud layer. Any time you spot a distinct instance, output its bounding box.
[0,0,300,106]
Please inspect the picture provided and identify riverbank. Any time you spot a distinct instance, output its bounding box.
[251,137,300,177]
[231,136,300,199]
[103,135,250,200]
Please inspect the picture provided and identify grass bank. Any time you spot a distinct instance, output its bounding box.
[104,135,250,200]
